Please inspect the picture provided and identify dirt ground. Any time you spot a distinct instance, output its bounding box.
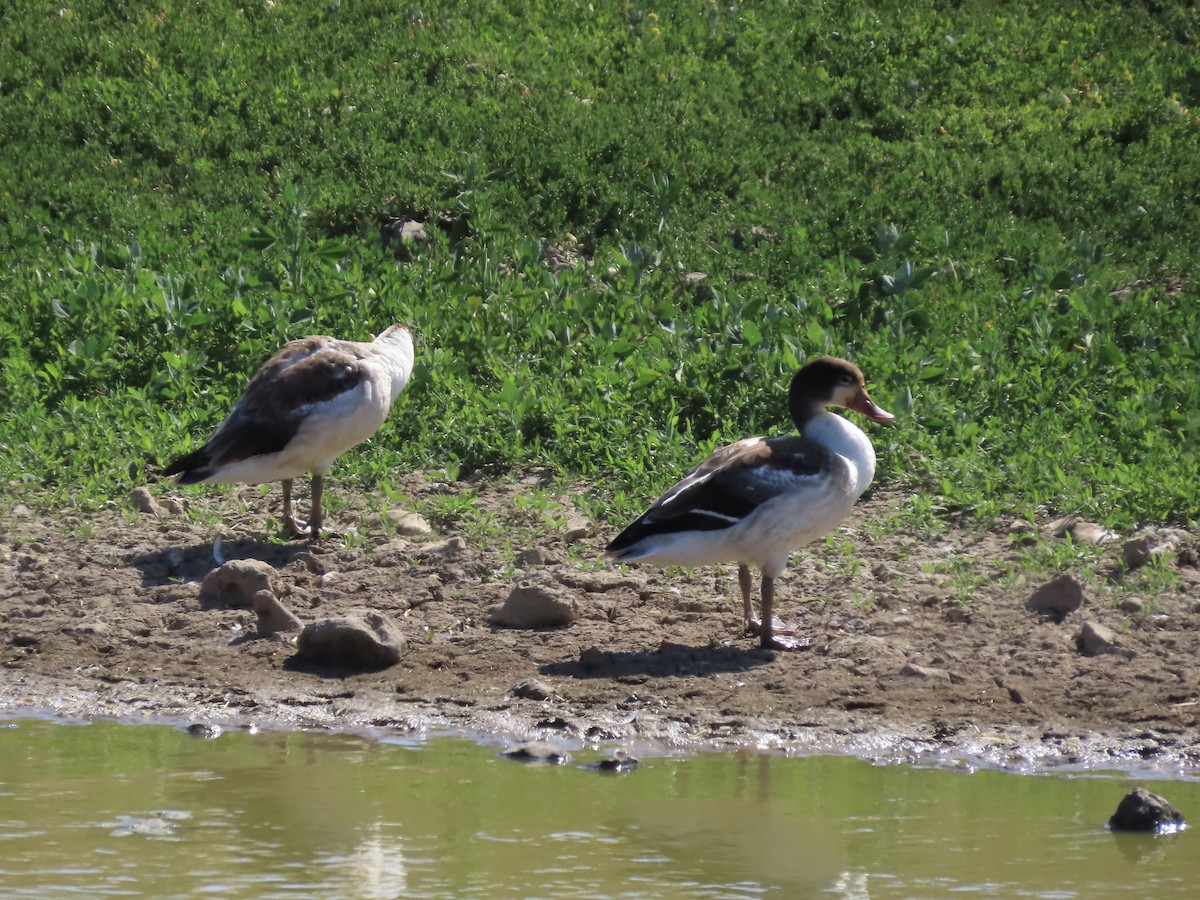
[3,471,1199,773]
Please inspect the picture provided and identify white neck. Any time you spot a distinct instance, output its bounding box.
[804,410,877,498]
[374,329,415,403]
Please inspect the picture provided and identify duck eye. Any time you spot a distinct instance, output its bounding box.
[838,373,854,386]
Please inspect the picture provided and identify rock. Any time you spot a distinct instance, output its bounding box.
[1108,787,1186,833]
[490,583,579,628]
[1123,535,1177,570]
[1118,597,1144,616]
[562,519,591,543]
[387,510,432,536]
[296,612,406,669]
[1070,521,1116,545]
[129,486,162,516]
[580,646,609,671]
[899,662,951,682]
[1122,537,1153,569]
[1026,574,1084,622]
[199,559,277,609]
[253,590,303,635]
[1043,515,1076,538]
[500,740,570,764]
[515,547,548,567]
[185,723,222,739]
[1076,621,1119,656]
[512,678,554,701]
[380,218,430,249]
[159,497,185,516]
[596,750,639,774]
[292,551,328,576]
[419,537,466,560]
[1007,518,1035,536]
[675,271,708,295]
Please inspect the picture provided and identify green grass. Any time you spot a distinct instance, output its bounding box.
[1,1,1199,531]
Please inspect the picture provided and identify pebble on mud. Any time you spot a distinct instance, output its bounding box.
[385,510,432,536]
[1025,574,1084,622]
[490,583,579,629]
[253,590,303,635]
[199,559,278,609]
[1076,620,1120,656]
[128,486,163,517]
[562,519,592,543]
[512,678,555,701]
[899,662,952,682]
[1108,787,1186,833]
[296,612,406,669]
[500,740,570,764]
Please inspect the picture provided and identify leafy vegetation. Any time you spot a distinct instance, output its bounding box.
[1,1,1198,530]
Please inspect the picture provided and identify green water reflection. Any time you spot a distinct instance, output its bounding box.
[0,718,1194,898]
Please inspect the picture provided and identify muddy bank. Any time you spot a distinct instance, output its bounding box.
[3,475,1199,772]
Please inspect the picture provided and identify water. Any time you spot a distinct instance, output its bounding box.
[0,718,1194,898]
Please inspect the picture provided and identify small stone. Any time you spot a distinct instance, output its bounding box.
[562,519,591,543]
[1026,574,1084,622]
[500,740,570,764]
[1070,521,1116,545]
[388,511,432,536]
[296,612,406,669]
[515,547,548,567]
[1044,515,1076,538]
[580,646,609,671]
[675,272,708,295]
[1118,597,1145,615]
[185,723,222,739]
[512,679,554,701]
[899,662,951,681]
[419,537,466,560]
[490,583,579,628]
[1076,621,1119,656]
[129,486,162,516]
[199,559,277,610]
[1007,518,1035,536]
[159,497,185,516]
[253,590,303,635]
[1108,787,1186,833]
[1123,537,1153,569]
[293,551,328,576]
[597,750,639,774]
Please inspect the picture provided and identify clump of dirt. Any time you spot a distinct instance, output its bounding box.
[2,473,1198,772]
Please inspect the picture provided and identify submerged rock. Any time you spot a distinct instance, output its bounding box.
[296,612,405,669]
[1108,787,1186,833]
[501,740,570,765]
[596,750,639,775]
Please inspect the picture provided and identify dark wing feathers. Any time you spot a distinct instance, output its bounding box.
[606,436,835,551]
[163,337,365,480]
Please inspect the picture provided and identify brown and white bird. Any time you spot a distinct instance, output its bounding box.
[605,356,893,650]
[163,324,415,539]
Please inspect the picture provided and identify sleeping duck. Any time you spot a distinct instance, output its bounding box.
[163,324,415,539]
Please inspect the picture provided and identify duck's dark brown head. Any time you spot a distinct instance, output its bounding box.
[788,356,894,428]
